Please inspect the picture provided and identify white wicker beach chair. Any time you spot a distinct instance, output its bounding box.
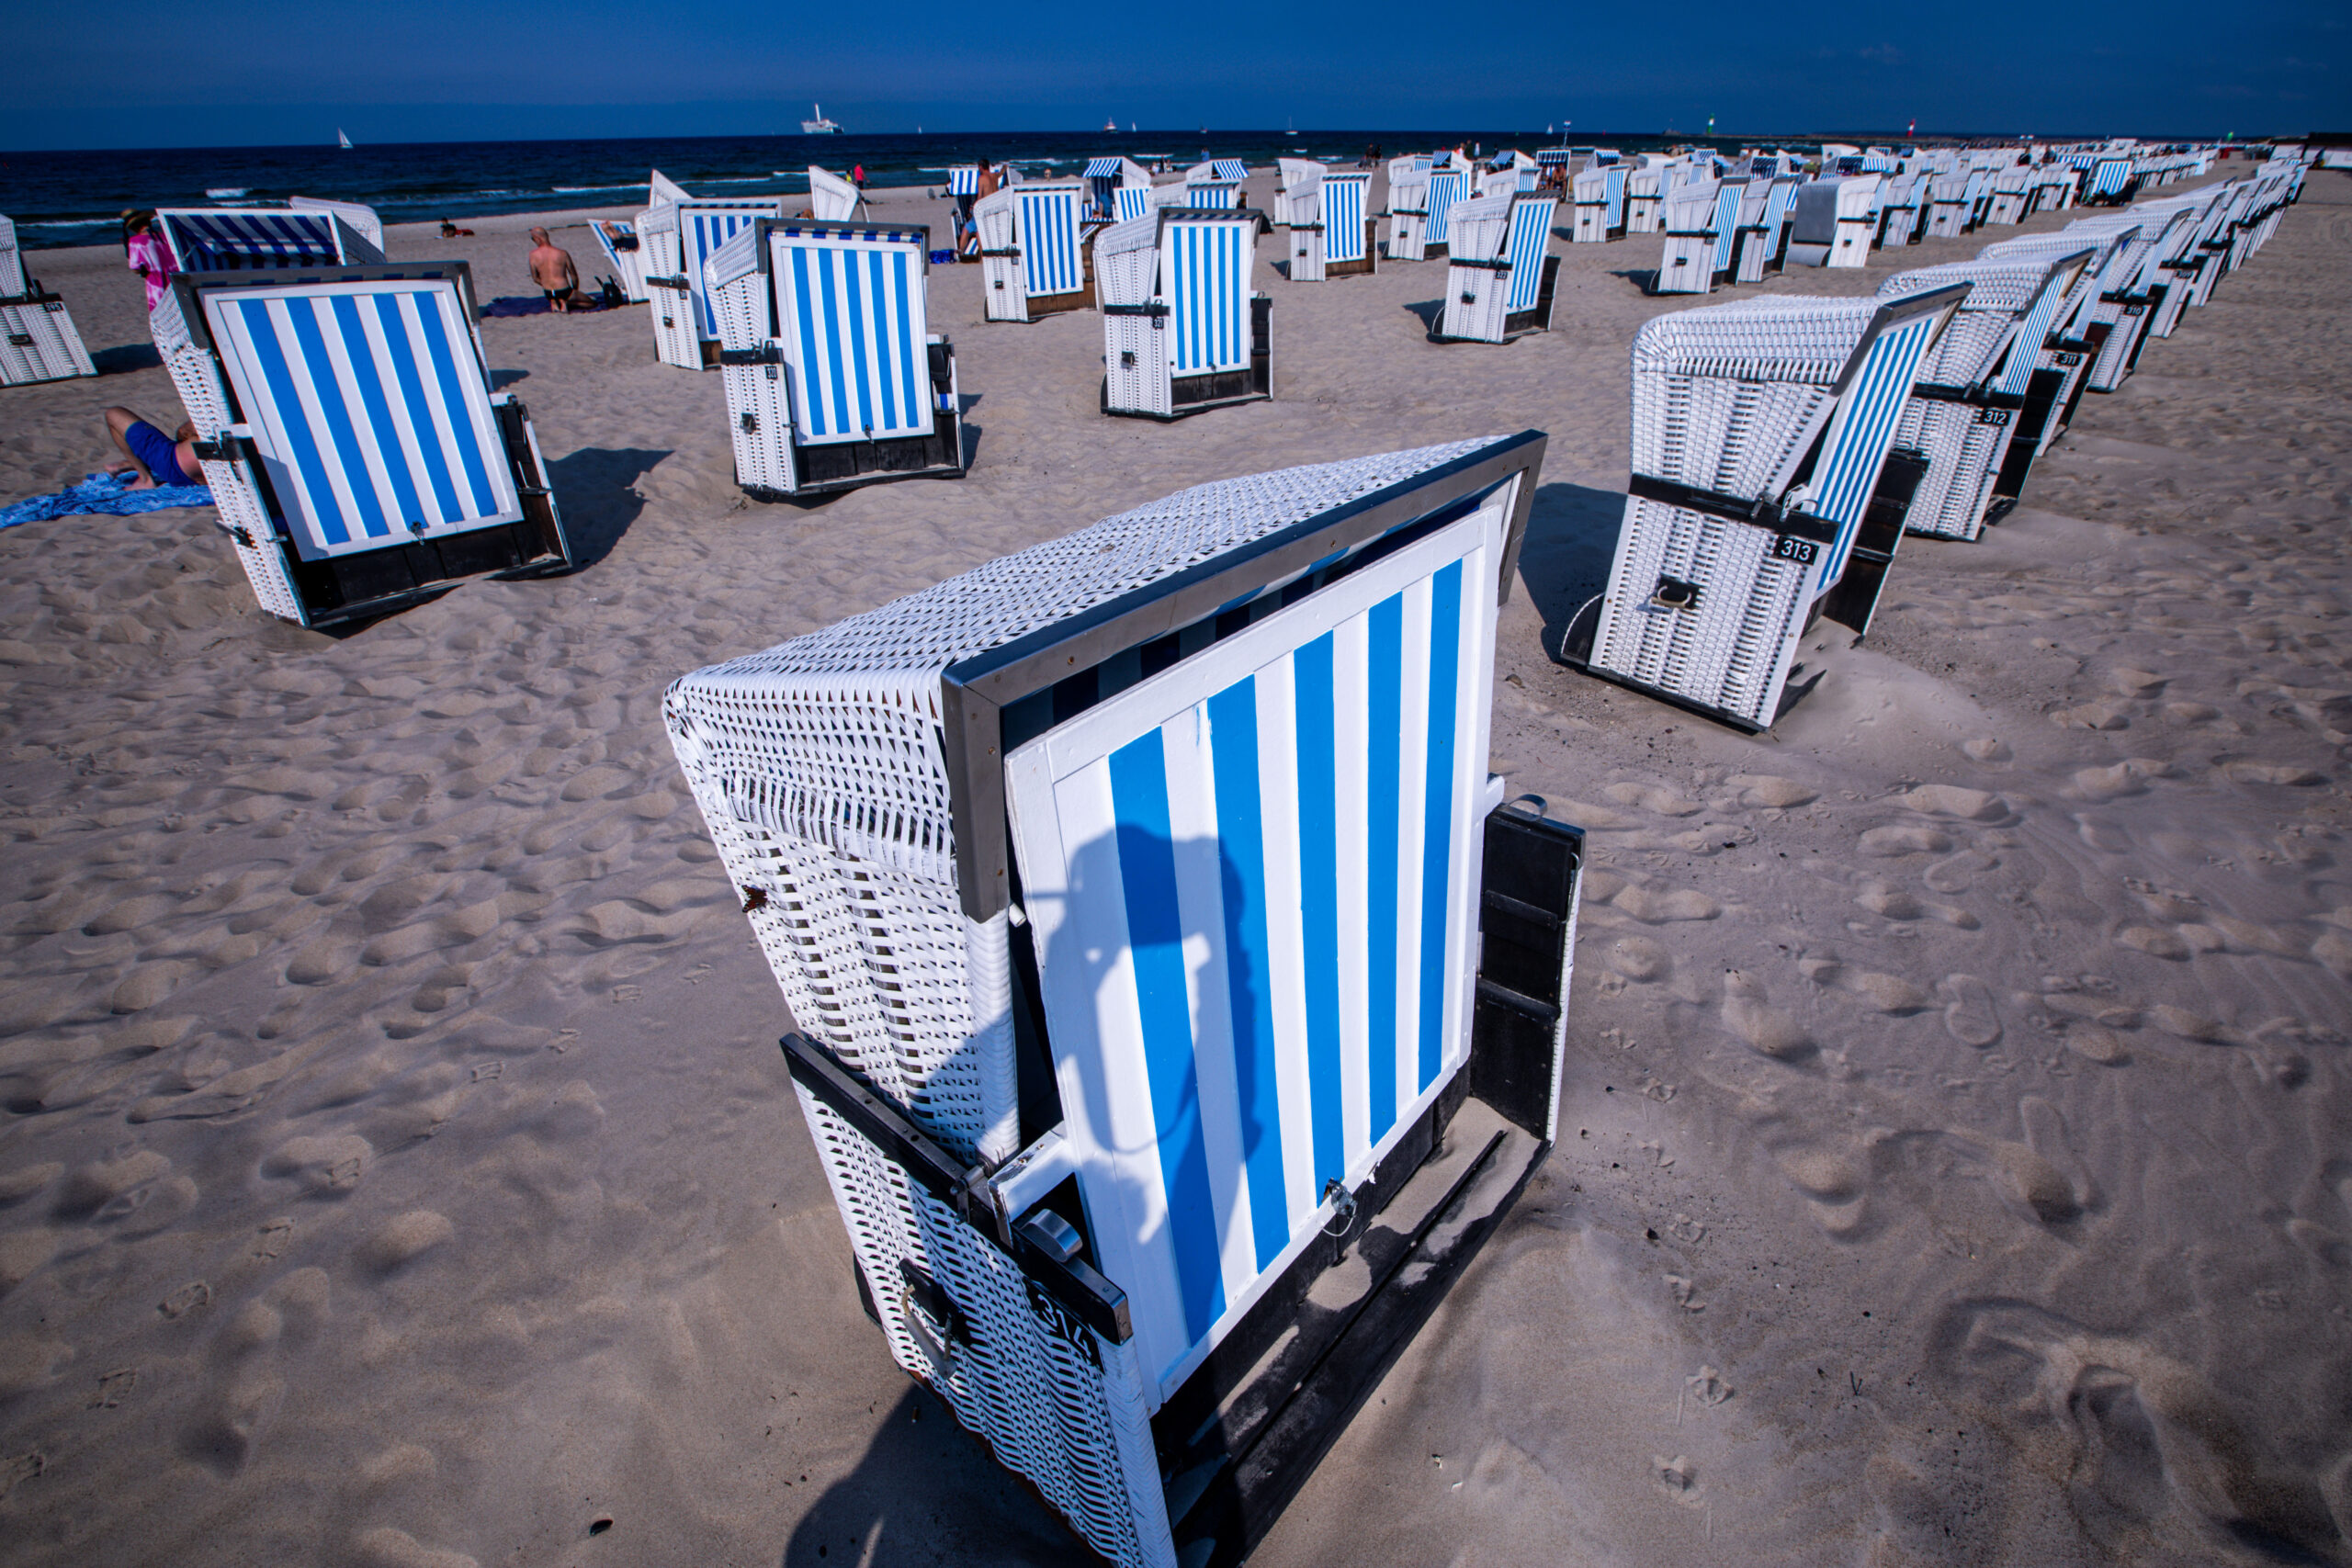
[701,219,963,501]
[1785,176,1879,268]
[1433,192,1558,341]
[1386,158,1433,260]
[1985,167,2031,226]
[149,263,571,628]
[1875,175,1923,246]
[1570,164,1628,243]
[639,192,784,368]
[1730,178,1800,284]
[662,432,1577,1568]
[1418,171,1471,260]
[1276,164,1324,280]
[589,219,651,302]
[1566,286,1967,728]
[2064,209,2190,391]
[1097,209,1269,420]
[0,216,96,387]
[1976,225,2138,455]
[1623,165,1666,234]
[1651,180,1722,296]
[975,182,1094,323]
[1922,175,1970,240]
[809,166,864,222]
[1876,250,2096,542]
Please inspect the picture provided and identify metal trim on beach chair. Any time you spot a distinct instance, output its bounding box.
[154,263,571,628]
[1097,209,1271,421]
[662,433,1575,1568]
[1566,286,1968,729]
[1432,193,1558,341]
[703,219,964,501]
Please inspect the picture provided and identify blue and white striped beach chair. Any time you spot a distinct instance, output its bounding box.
[1096,209,1269,420]
[1570,164,1627,243]
[1876,250,2096,543]
[0,214,96,387]
[153,207,384,274]
[151,263,572,628]
[947,166,981,198]
[974,181,1093,322]
[663,433,1577,1568]
[1434,192,1559,341]
[588,218,650,303]
[701,220,963,500]
[1975,226,2139,457]
[1567,287,1968,728]
[1419,170,1471,258]
[1317,172,1374,276]
[639,194,783,368]
[1731,177,1800,283]
[1086,157,1149,221]
[1114,185,1155,223]
[1651,181,1723,296]
[2085,158,2138,206]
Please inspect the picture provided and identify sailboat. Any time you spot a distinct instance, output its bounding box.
[800,103,842,135]
[337,128,353,150]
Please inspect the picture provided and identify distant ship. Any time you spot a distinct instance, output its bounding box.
[337,128,353,149]
[801,104,842,135]
[1103,116,1117,133]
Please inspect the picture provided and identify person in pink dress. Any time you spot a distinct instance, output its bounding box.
[121,210,177,311]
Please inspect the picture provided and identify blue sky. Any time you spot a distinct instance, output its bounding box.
[4,0,2346,149]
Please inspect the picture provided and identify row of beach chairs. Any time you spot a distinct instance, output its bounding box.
[27,146,2302,1568]
[658,152,2305,1568]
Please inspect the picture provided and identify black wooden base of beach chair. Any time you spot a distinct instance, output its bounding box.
[752,423,966,501]
[1156,806,1580,1568]
[1990,367,2067,506]
[280,518,570,628]
[1818,448,1929,639]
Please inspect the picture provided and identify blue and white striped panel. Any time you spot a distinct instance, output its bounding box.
[1007,509,1497,1395]
[163,211,341,271]
[1993,265,2080,397]
[1605,167,1627,227]
[1324,175,1369,263]
[1164,220,1251,376]
[1212,159,1249,182]
[1710,185,1744,271]
[1503,197,1555,311]
[1083,158,1124,179]
[2093,161,2131,197]
[1185,183,1238,210]
[1424,173,1470,243]
[948,167,980,196]
[1808,310,1944,586]
[1017,187,1084,297]
[771,230,933,445]
[200,279,520,560]
[684,206,775,337]
[1114,186,1153,223]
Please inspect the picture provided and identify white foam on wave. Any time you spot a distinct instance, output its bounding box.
[206,186,250,197]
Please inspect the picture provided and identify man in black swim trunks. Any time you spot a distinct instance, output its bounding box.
[527,226,582,312]
[102,407,202,489]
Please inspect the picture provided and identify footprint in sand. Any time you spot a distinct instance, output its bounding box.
[1930,1300,2340,1560]
[1858,824,1953,858]
[1857,881,1979,930]
[1666,1274,1704,1312]
[1651,1453,1704,1506]
[1721,971,1814,1063]
[1939,976,2002,1047]
[351,1525,481,1568]
[1726,774,1817,809]
[259,1134,373,1197]
[1961,738,2010,762]
[1799,959,1933,1015]
[1893,784,2009,822]
[364,1212,454,1274]
[1604,935,1672,982]
[1685,1366,1733,1406]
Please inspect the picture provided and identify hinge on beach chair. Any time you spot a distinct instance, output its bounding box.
[718,344,781,367]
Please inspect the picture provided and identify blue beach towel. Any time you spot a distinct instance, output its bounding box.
[0,471,214,531]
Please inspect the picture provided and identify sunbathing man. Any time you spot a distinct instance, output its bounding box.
[527,226,582,312]
[103,407,202,489]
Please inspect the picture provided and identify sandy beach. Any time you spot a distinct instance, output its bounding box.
[1,165,2346,1566]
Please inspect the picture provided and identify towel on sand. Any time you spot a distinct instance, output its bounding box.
[0,471,214,531]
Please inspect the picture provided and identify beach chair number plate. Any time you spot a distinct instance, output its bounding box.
[1771,535,1819,565]
[1975,408,2013,426]
[1004,502,1505,1400]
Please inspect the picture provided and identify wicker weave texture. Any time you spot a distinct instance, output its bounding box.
[1892,400,2011,542]
[1589,497,1812,728]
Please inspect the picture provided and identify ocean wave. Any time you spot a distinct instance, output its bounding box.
[551,184,645,194]
[206,186,251,198]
